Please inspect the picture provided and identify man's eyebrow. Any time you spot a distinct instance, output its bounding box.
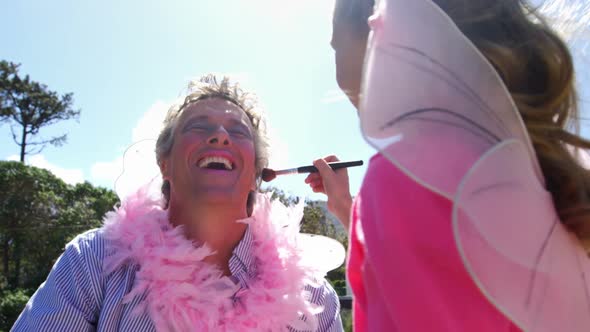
[182,116,209,130]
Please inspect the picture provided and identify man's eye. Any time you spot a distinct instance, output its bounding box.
[190,124,208,130]
[230,128,251,138]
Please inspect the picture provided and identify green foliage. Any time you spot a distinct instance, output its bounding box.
[262,187,345,240]
[0,161,118,291]
[0,60,80,162]
[261,187,300,207]
[0,161,118,329]
[0,289,30,331]
[328,264,346,283]
[340,309,353,332]
[301,200,340,239]
[264,186,351,298]
[329,274,347,296]
[0,181,350,328]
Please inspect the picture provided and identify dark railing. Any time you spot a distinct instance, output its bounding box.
[339,295,352,310]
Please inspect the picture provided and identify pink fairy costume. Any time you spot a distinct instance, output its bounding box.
[347,0,590,331]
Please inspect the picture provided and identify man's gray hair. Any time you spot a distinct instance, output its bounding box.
[155,74,270,208]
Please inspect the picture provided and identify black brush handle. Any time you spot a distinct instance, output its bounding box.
[297,160,364,173]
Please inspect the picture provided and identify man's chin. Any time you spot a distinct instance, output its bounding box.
[192,187,247,205]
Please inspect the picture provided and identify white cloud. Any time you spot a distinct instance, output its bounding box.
[7,154,85,185]
[321,89,348,104]
[90,100,171,195]
[90,156,124,186]
[132,100,170,142]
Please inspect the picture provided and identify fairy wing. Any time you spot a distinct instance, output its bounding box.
[114,139,162,201]
[360,0,590,330]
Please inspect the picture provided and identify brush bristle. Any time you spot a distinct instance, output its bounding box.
[261,168,276,182]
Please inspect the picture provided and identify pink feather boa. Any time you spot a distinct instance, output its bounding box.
[102,190,322,331]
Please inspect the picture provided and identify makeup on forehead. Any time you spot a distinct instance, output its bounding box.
[181,113,253,133]
[181,99,249,121]
[183,97,242,113]
[177,98,257,137]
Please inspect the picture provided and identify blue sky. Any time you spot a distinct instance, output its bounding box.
[0,0,374,200]
[1,0,588,200]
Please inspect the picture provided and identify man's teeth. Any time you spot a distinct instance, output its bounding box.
[198,156,233,170]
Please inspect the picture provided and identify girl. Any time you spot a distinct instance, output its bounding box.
[307,0,590,330]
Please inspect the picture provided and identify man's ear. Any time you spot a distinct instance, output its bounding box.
[247,191,255,217]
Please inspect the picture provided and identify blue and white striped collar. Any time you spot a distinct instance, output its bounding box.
[228,225,257,287]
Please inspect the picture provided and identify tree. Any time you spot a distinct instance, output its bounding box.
[261,186,300,207]
[0,289,30,331]
[0,61,80,162]
[0,161,119,329]
[301,200,340,239]
[0,161,66,288]
[0,161,118,291]
[262,187,350,295]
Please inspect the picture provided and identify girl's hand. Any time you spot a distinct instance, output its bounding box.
[304,155,353,228]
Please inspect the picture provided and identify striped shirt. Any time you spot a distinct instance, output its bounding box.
[12,227,343,331]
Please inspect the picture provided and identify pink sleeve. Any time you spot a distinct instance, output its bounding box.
[346,197,367,330]
[350,154,520,332]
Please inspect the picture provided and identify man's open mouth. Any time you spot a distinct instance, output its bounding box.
[197,156,234,171]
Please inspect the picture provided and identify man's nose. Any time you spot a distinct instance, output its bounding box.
[207,126,231,146]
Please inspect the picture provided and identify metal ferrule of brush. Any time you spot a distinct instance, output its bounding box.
[274,168,300,176]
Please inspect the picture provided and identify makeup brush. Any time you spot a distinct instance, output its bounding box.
[261,160,364,182]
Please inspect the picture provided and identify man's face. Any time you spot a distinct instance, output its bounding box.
[161,97,257,208]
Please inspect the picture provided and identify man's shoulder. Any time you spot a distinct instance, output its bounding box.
[64,228,109,261]
[305,276,341,306]
[304,277,343,331]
